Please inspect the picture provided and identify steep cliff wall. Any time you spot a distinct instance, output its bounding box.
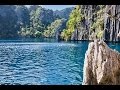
[103,5,120,42]
[70,5,120,42]
[71,5,97,40]
[82,40,120,85]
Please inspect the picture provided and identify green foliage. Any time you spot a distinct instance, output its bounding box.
[97,30,103,39]
[16,5,30,26]
[18,6,70,38]
[61,29,74,41]
[0,5,18,38]
[0,5,73,38]
[35,31,42,37]
[61,5,84,41]
[43,18,66,38]
[90,5,105,39]
[18,26,31,37]
[18,5,105,40]
[30,7,45,32]
[19,7,45,37]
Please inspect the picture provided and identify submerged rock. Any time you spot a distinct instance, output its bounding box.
[82,40,120,85]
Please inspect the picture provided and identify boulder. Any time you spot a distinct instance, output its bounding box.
[82,40,120,85]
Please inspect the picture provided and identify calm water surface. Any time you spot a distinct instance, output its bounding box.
[0,38,119,85]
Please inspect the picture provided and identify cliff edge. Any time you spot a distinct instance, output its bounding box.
[82,40,120,85]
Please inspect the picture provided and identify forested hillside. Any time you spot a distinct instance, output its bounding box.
[61,5,120,42]
[0,5,120,42]
[0,5,73,39]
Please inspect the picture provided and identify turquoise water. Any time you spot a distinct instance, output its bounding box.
[0,38,119,85]
[107,42,120,52]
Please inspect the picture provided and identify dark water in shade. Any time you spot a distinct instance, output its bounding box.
[0,38,119,85]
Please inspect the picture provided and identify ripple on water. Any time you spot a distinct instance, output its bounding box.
[0,42,88,85]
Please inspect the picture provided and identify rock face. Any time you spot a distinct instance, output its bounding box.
[82,40,120,85]
[71,5,100,41]
[70,5,120,42]
[103,5,120,42]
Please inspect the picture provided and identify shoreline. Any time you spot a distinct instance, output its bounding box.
[0,37,120,44]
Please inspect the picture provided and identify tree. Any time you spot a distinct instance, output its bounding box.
[43,18,66,38]
[60,5,84,41]
[90,5,105,39]
[19,6,45,37]
[0,5,18,38]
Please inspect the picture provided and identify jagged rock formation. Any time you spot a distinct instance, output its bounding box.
[71,5,100,41]
[103,5,120,42]
[82,40,120,85]
[70,5,120,42]
[0,5,120,41]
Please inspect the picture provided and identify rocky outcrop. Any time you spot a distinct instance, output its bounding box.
[82,40,120,85]
[71,5,100,41]
[70,5,120,42]
[103,5,120,42]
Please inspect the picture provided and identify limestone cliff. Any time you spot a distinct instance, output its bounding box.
[71,5,98,41]
[70,5,120,42]
[103,5,120,42]
[82,40,120,85]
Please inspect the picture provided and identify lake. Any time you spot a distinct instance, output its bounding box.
[0,38,119,85]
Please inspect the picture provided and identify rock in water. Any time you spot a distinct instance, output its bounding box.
[82,40,120,85]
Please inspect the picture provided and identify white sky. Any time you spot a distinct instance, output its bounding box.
[25,5,76,11]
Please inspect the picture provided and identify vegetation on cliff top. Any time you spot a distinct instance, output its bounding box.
[61,5,106,41]
[61,5,84,41]
[90,5,105,39]
[0,5,119,42]
[43,18,66,38]
[0,5,73,38]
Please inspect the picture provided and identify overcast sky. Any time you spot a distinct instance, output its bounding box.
[25,5,76,11]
